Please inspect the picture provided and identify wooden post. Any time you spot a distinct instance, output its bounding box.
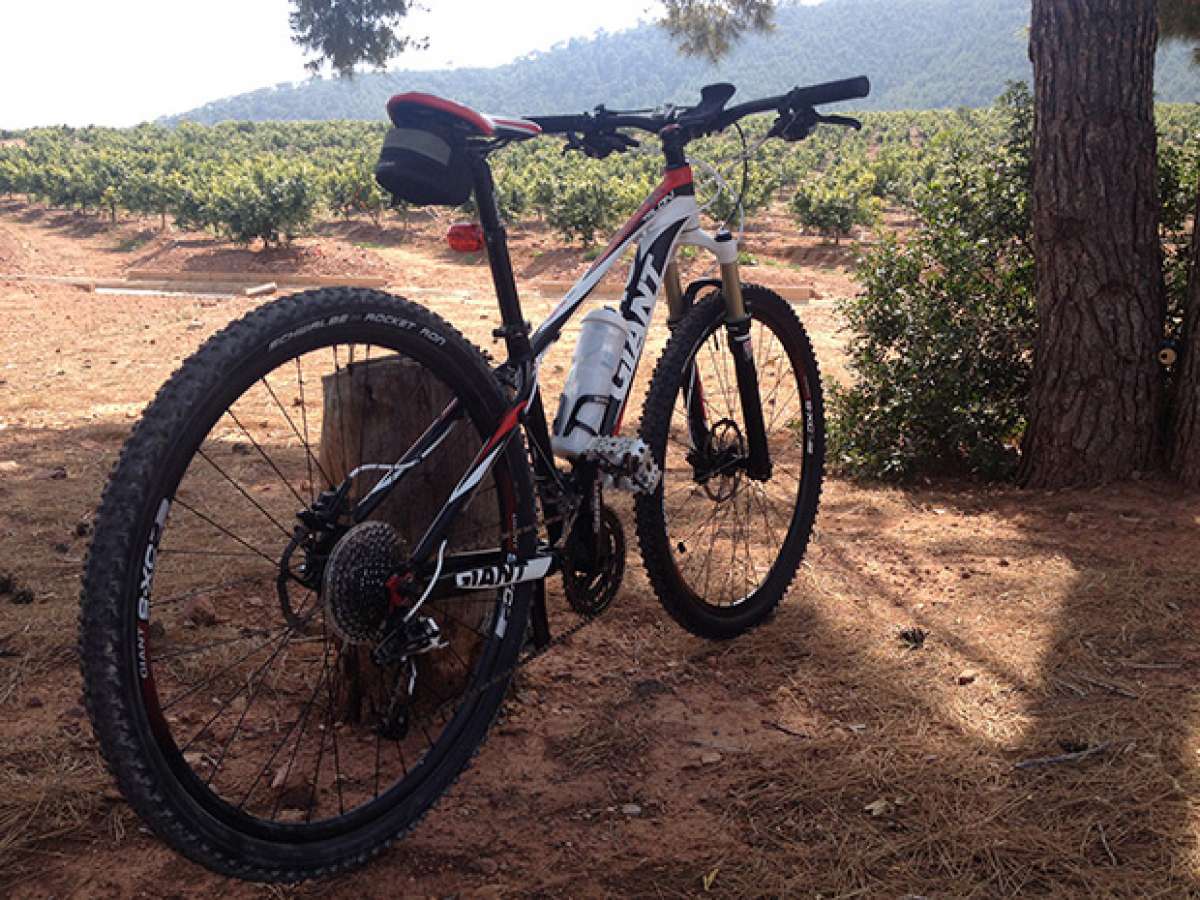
[319,355,493,726]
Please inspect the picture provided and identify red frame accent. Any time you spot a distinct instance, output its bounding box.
[387,92,495,136]
[480,400,529,456]
[490,116,542,135]
[586,166,693,274]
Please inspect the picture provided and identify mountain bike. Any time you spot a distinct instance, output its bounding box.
[80,75,869,881]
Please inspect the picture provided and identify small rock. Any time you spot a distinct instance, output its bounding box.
[0,460,19,473]
[620,803,642,817]
[700,750,723,766]
[185,319,203,331]
[847,723,867,734]
[898,626,927,650]
[231,442,251,455]
[998,558,1010,567]
[957,670,978,686]
[477,858,499,877]
[183,595,219,627]
[0,571,14,594]
[74,520,92,538]
[10,588,34,605]
[863,798,894,817]
[51,541,70,554]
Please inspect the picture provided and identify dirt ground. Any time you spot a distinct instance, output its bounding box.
[1,202,1198,898]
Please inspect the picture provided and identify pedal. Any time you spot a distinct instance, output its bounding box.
[580,437,661,494]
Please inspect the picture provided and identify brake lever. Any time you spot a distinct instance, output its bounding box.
[817,114,862,130]
[563,130,639,159]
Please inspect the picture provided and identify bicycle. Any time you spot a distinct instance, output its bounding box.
[80,75,869,881]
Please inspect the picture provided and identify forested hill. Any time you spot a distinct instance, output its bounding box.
[166,0,1197,123]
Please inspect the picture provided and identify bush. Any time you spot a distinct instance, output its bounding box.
[789,164,879,243]
[322,154,389,226]
[828,83,1035,481]
[185,157,318,246]
[546,177,621,246]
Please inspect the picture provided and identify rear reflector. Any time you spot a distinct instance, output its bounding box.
[447,222,485,252]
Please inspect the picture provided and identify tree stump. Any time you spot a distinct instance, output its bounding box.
[319,355,496,726]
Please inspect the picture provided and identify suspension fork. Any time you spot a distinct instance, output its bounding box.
[716,236,772,480]
[666,266,710,453]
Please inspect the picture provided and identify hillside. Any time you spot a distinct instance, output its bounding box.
[166,0,1198,124]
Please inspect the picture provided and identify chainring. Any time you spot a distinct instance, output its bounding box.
[563,505,626,616]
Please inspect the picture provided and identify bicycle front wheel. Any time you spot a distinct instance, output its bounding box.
[80,288,534,881]
[635,284,824,639]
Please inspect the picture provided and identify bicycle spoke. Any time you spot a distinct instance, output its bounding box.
[171,497,281,569]
[196,448,294,541]
[225,407,308,509]
[295,357,316,503]
[162,626,294,712]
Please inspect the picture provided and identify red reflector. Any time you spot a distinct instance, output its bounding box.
[447,222,485,253]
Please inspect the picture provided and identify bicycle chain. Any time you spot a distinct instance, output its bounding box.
[412,510,614,725]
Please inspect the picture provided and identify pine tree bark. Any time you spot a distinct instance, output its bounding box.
[1169,187,1200,487]
[1019,0,1166,487]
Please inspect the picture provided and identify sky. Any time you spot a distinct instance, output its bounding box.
[0,0,660,129]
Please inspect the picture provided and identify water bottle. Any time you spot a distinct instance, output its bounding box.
[552,307,629,458]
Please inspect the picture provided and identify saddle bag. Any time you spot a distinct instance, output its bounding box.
[374,124,473,207]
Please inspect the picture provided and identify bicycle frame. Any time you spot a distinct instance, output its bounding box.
[346,144,747,599]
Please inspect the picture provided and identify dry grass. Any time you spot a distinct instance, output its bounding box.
[1,207,1198,896]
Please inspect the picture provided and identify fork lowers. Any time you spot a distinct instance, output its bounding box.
[719,250,772,480]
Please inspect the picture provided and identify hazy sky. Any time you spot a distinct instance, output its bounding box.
[1,0,659,128]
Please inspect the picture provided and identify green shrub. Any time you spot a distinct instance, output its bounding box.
[789,164,879,243]
[546,177,621,246]
[322,153,389,226]
[828,83,1035,481]
[189,157,318,246]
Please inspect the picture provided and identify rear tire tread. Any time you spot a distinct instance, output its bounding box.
[80,288,530,882]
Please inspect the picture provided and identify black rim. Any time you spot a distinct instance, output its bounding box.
[126,325,518,839]
[658,306,815,609]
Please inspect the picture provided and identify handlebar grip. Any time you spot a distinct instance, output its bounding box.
[527,114,589,134]
[791,76,871,107]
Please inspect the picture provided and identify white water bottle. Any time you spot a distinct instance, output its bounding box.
[552,307,629,458]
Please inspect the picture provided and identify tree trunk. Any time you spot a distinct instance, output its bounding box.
[1169,186,1200,486]
[319,356,483,725]
[1019,0,1166,487]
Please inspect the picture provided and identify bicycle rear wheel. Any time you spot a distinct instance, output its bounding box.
[80,288,534,881]
[635,284,824,639]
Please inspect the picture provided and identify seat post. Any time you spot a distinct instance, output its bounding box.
[468,151,531,363]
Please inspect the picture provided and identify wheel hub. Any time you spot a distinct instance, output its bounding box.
[691,417,746,502]
[323,521,404,643]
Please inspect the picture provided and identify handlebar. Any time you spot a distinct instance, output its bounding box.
[527,75,870,145]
